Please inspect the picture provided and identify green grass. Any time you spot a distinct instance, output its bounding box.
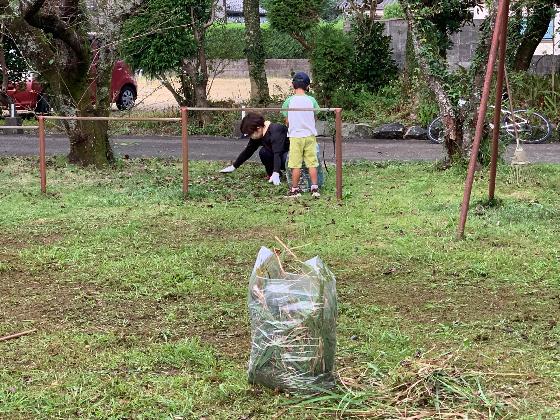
[1,157,560,418]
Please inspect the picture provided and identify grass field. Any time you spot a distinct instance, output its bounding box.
[1,157,559,418]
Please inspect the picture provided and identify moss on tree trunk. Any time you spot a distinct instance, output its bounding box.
[68,109,114,167]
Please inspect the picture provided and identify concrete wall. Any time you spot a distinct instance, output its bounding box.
[382,18,555,74]
[383,19,408,70]
[382,18,484,70]
[214,20,557,78]
[211,59,311,78]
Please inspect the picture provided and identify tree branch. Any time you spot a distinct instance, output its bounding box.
[159,75,185,105]
[20,0,88,62]
[292,32,311,52]
[204,0,217,30]
[402,3,454,118]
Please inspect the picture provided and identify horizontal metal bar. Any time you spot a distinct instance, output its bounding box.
[39,107,340,123]
[186,107,337,112]
[0,126,39,129]
[44,116,181,122]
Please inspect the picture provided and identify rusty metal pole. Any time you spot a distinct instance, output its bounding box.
[335,108,343,201]
[181,107,189,199]
[489,0,511,201]
[38,115,46,194]
[457,0,509,239]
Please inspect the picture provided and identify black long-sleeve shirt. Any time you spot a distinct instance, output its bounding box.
[233,123,289,173]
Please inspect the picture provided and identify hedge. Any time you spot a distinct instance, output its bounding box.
[206,23,344,60]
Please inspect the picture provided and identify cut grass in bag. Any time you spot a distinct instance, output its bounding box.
[248,246,337,394]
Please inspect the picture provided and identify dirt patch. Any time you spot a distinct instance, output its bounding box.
[141,218,292,250]
[0,232,64,252]
[0,262,248,359]
[337,265,560,328]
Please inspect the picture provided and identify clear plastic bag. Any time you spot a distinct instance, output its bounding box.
[247,247,337,393]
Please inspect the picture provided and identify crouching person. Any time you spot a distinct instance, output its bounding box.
[220,112,289,186]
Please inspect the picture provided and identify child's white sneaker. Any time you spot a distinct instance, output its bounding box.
[310,186,320,198]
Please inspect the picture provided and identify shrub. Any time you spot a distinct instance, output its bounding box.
[310,25,354,105]
[350,20,398,92]
[383,2,405,19]
[205,24,310,59]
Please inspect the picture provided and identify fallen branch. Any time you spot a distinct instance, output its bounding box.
[274,236,303,263]
[0,329,37,342]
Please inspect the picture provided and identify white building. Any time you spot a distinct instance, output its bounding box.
[473,6,560,56]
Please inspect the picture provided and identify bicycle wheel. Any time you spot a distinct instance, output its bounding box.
[427,117,444,144]
[501,109,551,144]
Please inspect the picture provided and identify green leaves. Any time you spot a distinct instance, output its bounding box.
[120,0,213,78]
[263,0,328,49]
[350,20,398,93]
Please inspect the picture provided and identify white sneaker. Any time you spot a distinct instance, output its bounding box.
[311,186,320,198]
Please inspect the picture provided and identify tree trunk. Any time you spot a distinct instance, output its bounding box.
[68,108,114,166]
[403,10,465,161]
[442,114,465,162]
[243,0,270,105]
[16,0,116,167]
[513,3,555,71]
[0,34,12,107]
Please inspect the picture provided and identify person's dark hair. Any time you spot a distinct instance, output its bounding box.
[240,112,265,135]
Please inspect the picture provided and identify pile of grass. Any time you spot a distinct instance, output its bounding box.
[299,351,504,418]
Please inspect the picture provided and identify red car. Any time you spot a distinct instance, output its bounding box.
[6,60,137,114]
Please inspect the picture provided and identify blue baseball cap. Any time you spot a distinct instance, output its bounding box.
[292,72,311,87]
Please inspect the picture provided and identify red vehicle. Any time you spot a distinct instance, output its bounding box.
[6,60,137,114]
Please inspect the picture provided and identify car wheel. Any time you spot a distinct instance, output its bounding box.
[116,86,135,110]
[35,94,51,114]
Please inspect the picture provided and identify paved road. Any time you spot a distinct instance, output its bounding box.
[1,134,559,163]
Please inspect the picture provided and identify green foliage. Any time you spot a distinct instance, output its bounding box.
[356,83,404,122]
[120,0,213,77]
[310,18,398,106]
[263,0,327,49]
[350,20,398,92]
[310,25,354,104]
[205,24,306,59]
[321,0,343,21]
[2,36,27,84]
[403,1,479,56]
[508,72,560,131]
[401,0,481,107]
[383,1,405,19]
[324,77,437,127]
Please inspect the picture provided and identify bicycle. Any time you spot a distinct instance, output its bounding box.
[427,101,551,145]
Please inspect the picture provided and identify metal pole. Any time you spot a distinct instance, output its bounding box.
[457,0,509,239]
[38,116,46,194]
[181,107,189,198]
[489,1,511,201]
[335,108,343,201]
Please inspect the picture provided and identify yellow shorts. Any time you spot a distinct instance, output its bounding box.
[288,136,319,169]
